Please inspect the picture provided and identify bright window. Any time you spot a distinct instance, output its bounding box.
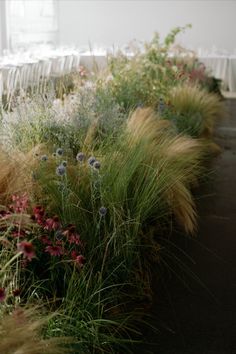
[7,0,58,50]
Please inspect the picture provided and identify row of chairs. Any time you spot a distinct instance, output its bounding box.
[0,52,80,106]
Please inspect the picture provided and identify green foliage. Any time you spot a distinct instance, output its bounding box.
[0,26,224,353]
[103,27,193,110]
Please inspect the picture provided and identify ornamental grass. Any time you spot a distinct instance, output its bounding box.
[0,27,226,352]
[168,84,224,137]
[0,308,72,354]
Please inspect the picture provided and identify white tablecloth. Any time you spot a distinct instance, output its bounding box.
[228,56,236,92]
[199,55,236,92]
[80,54,108,72]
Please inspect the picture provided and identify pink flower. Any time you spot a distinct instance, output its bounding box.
[45,245,63,256]
[63,224,76,236]
[10,193,29,213]
[79,66,87,77]
[17,241,35,261]
[63,225,81,245]
[68,233,81,245]
[44,216,61,231]
[32,206,45,225]
[71,251,86,268]
[0,288,6,302]
[40,236,52,245]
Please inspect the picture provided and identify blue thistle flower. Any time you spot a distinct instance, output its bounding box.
[99,206,107,217]
[62,160,67,167]
[56,164,66,176]
[93,160,101,170]
[76,152,85,162]
[55,230,64,241]
[88,156,96,166]
[41,155,48,162]
[56,148,63,156]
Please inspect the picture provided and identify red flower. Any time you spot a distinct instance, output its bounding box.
[40,236,52,245]
[68,233,81,245]
[45,245,63,256]
[33,206,45,216]
[11,228,26,239]
[12,288,21,297]
[32,206,45,226]
[17,241,35,261]
[0,288,6,302]
[44,216,61,231]
[63,224,76,236]
[63,225,81,245]
[71,251,86,268]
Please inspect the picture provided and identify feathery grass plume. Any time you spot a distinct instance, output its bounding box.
[0,145,42,204]
[0,307,72,354]
[126,107,204,233]
[169,84,224,137]
[126,107,172,142]
[83,118,99,148]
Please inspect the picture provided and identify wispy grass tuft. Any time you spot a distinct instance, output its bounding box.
[0,307,72,354]
[169,84,224,137]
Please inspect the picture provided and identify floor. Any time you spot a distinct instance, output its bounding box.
[141,99,236,354]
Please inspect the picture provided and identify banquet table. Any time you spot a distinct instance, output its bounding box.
[80,52,236,92]
[197,54,236,92]
[1,50,236,101]
[80,51,108,71]
[228,56,236,92]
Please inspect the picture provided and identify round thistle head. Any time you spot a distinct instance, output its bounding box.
[99,206,107,217]
[56,148,64,156]
[76,152,85,162]
[41,155,48,162]
[88,156,96,166]
[55,230,64,241]
[62,160,67,167]
[93,160,101,170]
[52,152,57,157]
[56,165,66,176]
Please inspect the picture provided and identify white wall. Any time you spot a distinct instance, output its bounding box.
[0,1,7,55]
[58,0,236,53]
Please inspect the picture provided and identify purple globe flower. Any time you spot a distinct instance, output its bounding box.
[56,148,64,156]
[76,152,85,162]
[99,206,107,217]
[88,156,96,166]
[41,155,48,162]
[56,164,66,176]
[93,160,101,170]
[55,230,64,241]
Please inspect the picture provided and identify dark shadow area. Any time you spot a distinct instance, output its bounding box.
[138,99,236,354]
